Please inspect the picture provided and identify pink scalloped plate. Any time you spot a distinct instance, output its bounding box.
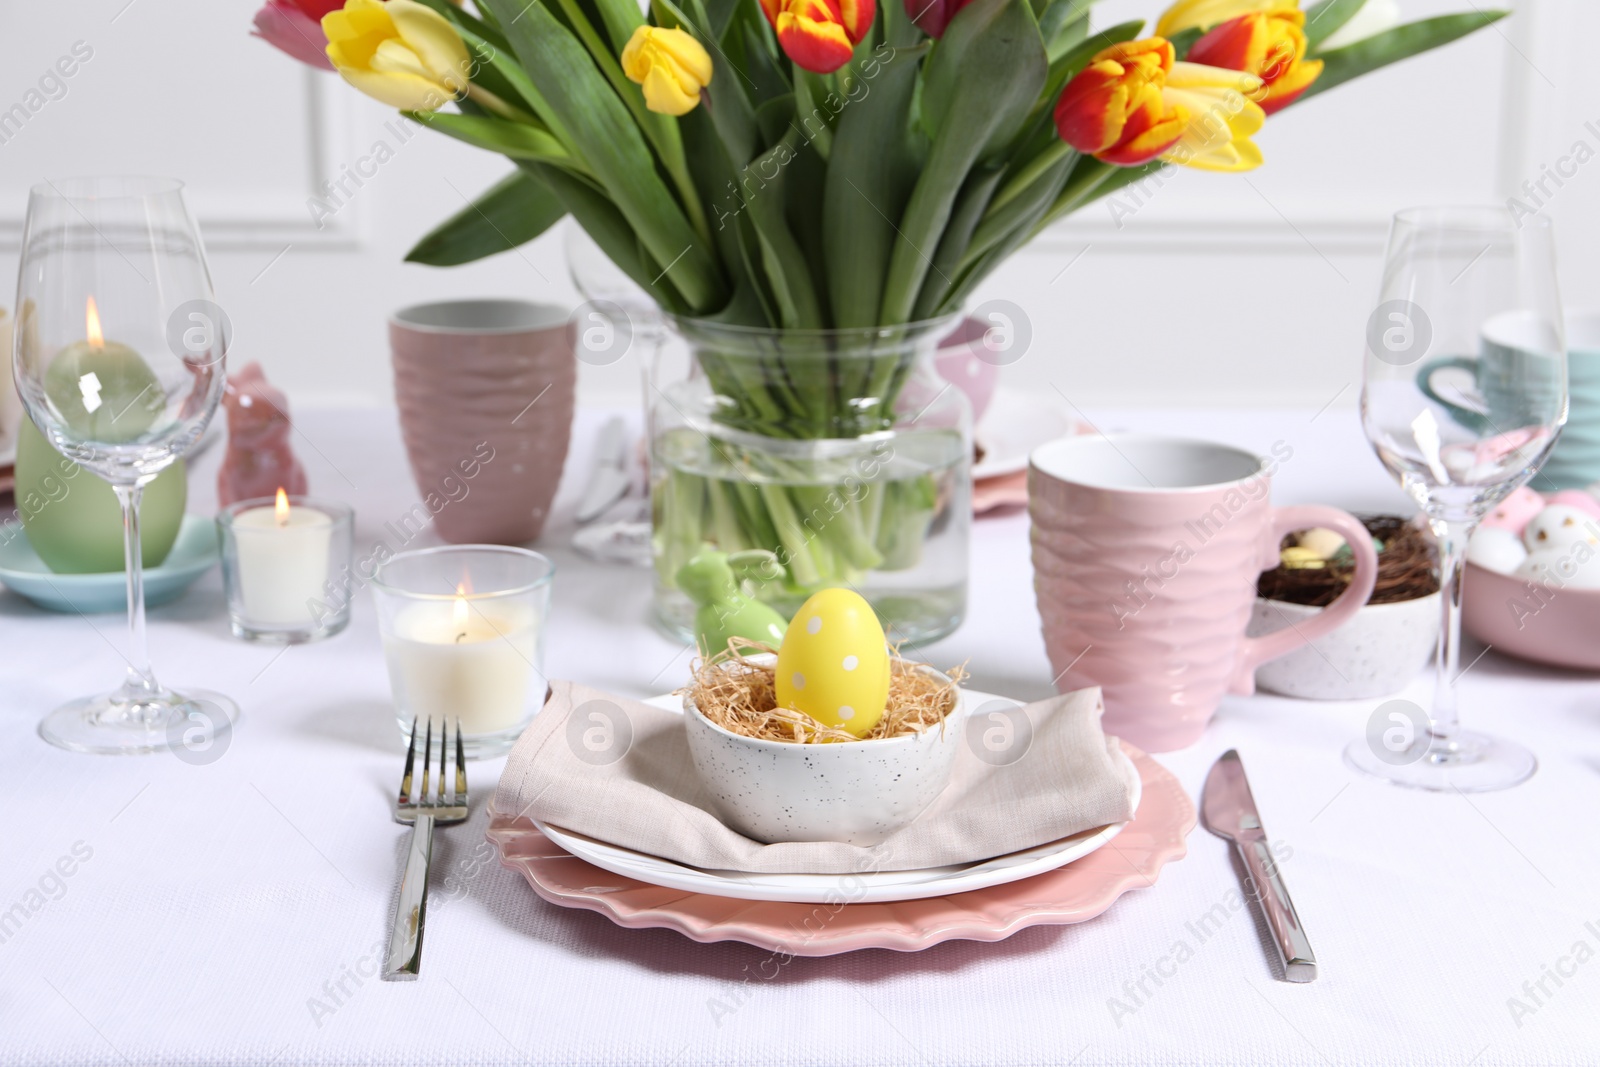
[486,742,1194,956]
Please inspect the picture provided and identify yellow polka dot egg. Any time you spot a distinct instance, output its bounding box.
[774,589,891,738]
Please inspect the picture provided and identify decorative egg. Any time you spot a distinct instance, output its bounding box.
[1513,547,1600,590]
[774,589,891,738]
[1466,526,1527,575]
[1521,505,1600,553]
[1279,546,1324,569]
[1481,486,1544,533]
[1547,489,1600,521]
[1296,527,1346,560]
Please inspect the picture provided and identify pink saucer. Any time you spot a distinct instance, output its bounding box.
[487,742,1193,956]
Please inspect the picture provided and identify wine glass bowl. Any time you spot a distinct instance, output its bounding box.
[14,176,228,487]
[1349,205,1566,791]
[12,175,237,755]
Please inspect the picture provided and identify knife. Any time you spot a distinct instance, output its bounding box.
[1201,749,1317,983]
[576,416,632,523]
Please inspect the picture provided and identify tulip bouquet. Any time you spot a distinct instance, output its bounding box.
[257,0,1505,631]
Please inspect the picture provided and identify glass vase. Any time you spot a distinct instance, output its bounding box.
[650,315,971,646]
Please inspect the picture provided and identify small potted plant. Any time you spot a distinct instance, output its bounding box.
[1248,516,1440,700]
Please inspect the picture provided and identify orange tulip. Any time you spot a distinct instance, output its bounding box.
[1166,1,1322,114]
[1054,38,1266,172]
[1054,39,1187,166]
[760,0,874,74]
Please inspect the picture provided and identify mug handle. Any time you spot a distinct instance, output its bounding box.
[1229,506,1379,695]
[1416,356,1495,435]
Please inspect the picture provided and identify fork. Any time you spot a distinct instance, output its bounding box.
[383,717,468,981]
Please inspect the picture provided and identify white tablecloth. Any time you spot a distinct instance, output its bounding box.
[2,404,1596,1067]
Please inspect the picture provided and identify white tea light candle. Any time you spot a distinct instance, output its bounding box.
[218,492,354,643]
[373,545,554,758]
[234,490,331,623]
[383,588,538,736]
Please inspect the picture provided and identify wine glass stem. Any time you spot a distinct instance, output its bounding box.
[1429,517,1472,749]
[112,483,162,710]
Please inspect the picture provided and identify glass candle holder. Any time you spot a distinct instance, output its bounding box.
[372,545,554,759]
[217,494,354,643]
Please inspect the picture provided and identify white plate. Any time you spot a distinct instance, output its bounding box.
[535,688,1140,904]
[972,387,1079,480]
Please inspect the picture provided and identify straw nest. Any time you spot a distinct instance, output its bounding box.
[682,640,965,744]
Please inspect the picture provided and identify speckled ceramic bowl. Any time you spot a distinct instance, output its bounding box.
[683,659,967,846]
[1246,592,1440,700]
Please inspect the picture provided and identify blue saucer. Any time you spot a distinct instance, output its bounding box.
[0,514,218,613]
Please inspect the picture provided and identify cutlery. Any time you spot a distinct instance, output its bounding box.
[1201,749,1316,983]
[577,416,632,523]
[384,717,468,981]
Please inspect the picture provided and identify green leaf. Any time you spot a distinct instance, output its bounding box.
[880,0,1047,324]
[921,0,1047,158]
[913,162,1006,319]
[1302,0,1369,49]
[704,0,743,40]
[737,132,825,328]
[1038,0,1099,61]
[680,108,778,324]
[481,0,726,312]
[525,163,690,313]
[1166,26,1202,58]
[936,150,1077,312]
[404,169,566,266]
[588,0,647,52]
[1300,11,1510,101]
[739,20,794,111]
[408,111,582,171]
[823,42,923,328]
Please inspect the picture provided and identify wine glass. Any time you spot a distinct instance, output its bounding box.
[1350,205,1566,791]
[12,176,238,754]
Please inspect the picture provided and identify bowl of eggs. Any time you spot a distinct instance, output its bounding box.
[681,588,967,846]
[1462,486,1600,671]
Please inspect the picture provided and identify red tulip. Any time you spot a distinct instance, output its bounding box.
[760,0,875,74]
[1186,9,1322,114]
[903,0,973,37]
[252,0,347,70]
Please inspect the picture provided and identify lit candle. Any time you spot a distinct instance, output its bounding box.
[382,581,539,736]
[229,489,334,627]
[47,297,165,441]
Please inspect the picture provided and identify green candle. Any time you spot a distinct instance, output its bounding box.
[43,297,166,443]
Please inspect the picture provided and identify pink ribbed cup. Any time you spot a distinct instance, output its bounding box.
[390,300,575,545]
[1029,435,1378,752]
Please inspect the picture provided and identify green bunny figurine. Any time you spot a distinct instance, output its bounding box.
[676,549,789,655]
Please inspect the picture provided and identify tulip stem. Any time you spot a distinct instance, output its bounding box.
[464,83,538,125]
[987,140,1074,216]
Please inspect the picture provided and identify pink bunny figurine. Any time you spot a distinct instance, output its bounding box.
[217,362,308,507]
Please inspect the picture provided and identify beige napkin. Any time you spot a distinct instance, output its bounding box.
[493,680,1139,874]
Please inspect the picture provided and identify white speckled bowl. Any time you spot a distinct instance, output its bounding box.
[1247,592,1440,700]
[683,659,967,846]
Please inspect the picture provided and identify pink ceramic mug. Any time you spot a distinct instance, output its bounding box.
[1029,435,1378,752]
[390,300,576,545]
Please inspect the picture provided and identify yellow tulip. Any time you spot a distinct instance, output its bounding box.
[622,27,713,116]
[323,0,473,112]
[1155,0,1283,37]
[1162,60,1266,172]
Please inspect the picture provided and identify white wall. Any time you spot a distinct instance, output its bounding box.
[0,0,1594,411]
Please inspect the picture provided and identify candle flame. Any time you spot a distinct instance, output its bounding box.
[85,297,104,349]
[453,582,469,634]
[274,488,290,526]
